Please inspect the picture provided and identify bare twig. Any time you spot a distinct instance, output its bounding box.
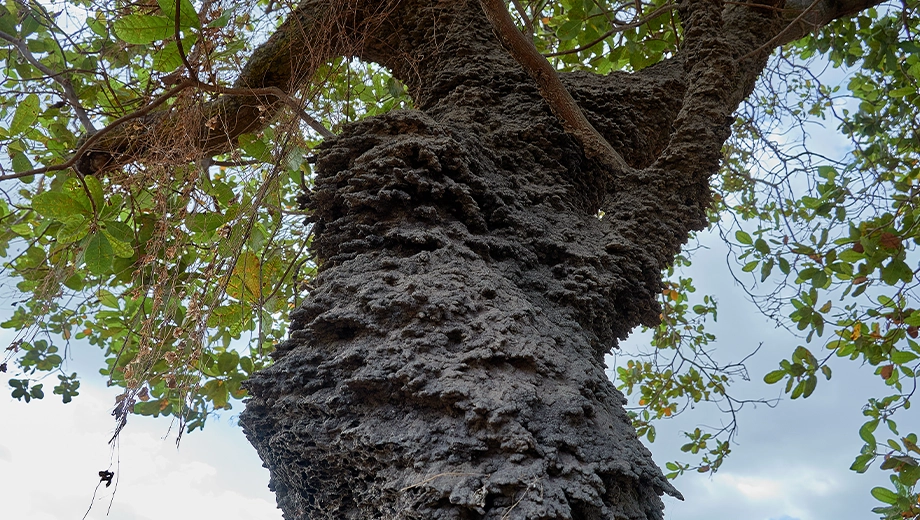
[174,0,198,81]
[509,0,534,37]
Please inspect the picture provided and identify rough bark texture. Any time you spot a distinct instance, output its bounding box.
[141,0,878,518]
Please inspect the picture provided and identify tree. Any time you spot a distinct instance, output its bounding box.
[2,0,919,518]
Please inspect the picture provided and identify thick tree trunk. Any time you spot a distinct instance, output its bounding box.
[239,3,694,518]
[228,1,877,518]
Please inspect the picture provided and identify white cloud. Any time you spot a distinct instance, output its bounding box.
[723,473,784,500]
[0,382,280,520]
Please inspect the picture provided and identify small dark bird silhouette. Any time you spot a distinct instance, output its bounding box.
[98,470,114,487]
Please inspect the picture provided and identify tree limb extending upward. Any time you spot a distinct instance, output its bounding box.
[478,0,631,172]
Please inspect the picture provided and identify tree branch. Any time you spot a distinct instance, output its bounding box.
[0,79,197,180]
[68,0,352,176]
[0,29,96,133]
[478,0,630,172]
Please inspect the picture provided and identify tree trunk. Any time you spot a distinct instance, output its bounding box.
[232,1,875,518]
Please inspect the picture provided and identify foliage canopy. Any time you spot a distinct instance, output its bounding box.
[1,0,919,517]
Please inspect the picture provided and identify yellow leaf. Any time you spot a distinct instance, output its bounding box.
[851,322,862,340]
[227,251,262,301]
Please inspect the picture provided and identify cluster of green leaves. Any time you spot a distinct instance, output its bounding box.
[520,0,678,73]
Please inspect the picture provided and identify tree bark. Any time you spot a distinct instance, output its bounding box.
[67,0,881,518]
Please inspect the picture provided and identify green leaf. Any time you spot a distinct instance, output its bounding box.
[889,86,916,98]
[97,289,120,309]
[0,7,16,35]
[101,228,134,258]
[83,176,104,210]
[838,249,864,262]
[152,44,183,72]
[870,486,899,505]
[778,256,791,274]
[57,217,90,244]
[11,152,33,174]
[735,230,753,245]
[881,259,913,285]
[113,15,174,44]
[63,273,84,291]
[217,351,238,374]
[239,134,269,161]
[103,221,133,243]
[860,420,879,446]
[892,351,918,364]
[84,234,114,275]
[156,0,201,29]
[763,370,785,384]
[86,14,107,37]
[802,375,817,398]
[556,19,582,41]
[760,258,774,282]
[32,192,89,221]
[10,93,40,135]
[850,453,873,473]
[186,212,225,233]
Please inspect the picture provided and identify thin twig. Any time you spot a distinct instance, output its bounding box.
[174,0,198,80]
[510,0,533,37]
[0,29,96,132]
